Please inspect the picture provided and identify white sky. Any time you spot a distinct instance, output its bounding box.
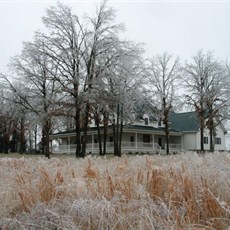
[0,0,230,73]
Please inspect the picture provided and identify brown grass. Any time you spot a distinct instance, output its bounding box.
[0,153,229,229]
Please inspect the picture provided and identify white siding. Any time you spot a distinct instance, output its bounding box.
[189,125,226,151]
[183,133,197,150]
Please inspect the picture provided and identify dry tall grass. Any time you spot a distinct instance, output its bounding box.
[0,152,229,229]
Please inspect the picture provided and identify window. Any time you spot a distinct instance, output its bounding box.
[109,137,113,142]
[130,136,135,147]
[215,137,221,145]
[143,134,151,143]
[144,118,149,125]
[130,136,134,142]
[158,119,162,127]
[203,137,208,144]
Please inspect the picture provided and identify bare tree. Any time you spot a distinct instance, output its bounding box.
[183,50,228,152]
[37,1,133,157]
[35,3,87,157]
[80,0,125,156]
[0,84,29,154]
[100,43,145,156]
[148,52,180,154]
[0,88,12,153]
[1,39,59,158]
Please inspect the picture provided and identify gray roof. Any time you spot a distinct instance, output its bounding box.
[170,111,200,132]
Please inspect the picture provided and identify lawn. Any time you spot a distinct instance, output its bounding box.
[0,152,229,229]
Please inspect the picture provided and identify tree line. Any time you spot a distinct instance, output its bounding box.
[0,1,229,158]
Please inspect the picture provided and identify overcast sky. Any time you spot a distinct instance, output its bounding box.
[0,0,230,73]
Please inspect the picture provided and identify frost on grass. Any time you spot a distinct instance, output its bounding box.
[0,152,230,229]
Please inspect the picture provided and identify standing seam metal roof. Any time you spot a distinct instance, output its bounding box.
[170,111,199,132]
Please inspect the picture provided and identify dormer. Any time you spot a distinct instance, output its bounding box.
[142,113,158,127]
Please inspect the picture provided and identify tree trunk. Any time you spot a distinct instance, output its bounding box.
[113,104,122,157]
[0,134,3,153]
[103,112,108,155]
[197,106,205,153]
[200,125,204,152]
[118,106,123,157]
[34,126,37,153]
[19,117,26,154]
[207,109,215,152]
[112,114,118,156]
[41,127,45,155]
[164,111,170,155]
[163,97,170,155]
[210,128,214,152]
[165,125,170,155]
[209,124,215,152]
[81,102,90,157]
[97,126,102,155]
[44,119,50,159]
[3,133,9,154]
[116,106,120,156]
[11,129,18,153]
[95,112,103,155]
[200,111,205,152]
[75,107,82,158]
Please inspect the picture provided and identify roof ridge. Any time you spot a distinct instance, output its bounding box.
[172,111,196,115]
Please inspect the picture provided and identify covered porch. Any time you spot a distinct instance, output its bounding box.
[50,129,182,154]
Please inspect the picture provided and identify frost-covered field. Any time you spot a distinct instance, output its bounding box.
[0,152,230,230]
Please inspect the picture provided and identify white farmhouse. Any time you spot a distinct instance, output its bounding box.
[50,111,227,154]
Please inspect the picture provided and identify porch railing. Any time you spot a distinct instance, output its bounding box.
[166,143,182,151]
[52,141,165,154]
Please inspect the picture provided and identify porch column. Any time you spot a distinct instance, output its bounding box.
[135,133,138,149]
[68,137,70,153]
[92,134,94,153]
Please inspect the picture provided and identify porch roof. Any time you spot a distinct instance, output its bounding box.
[125,125,180,133]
